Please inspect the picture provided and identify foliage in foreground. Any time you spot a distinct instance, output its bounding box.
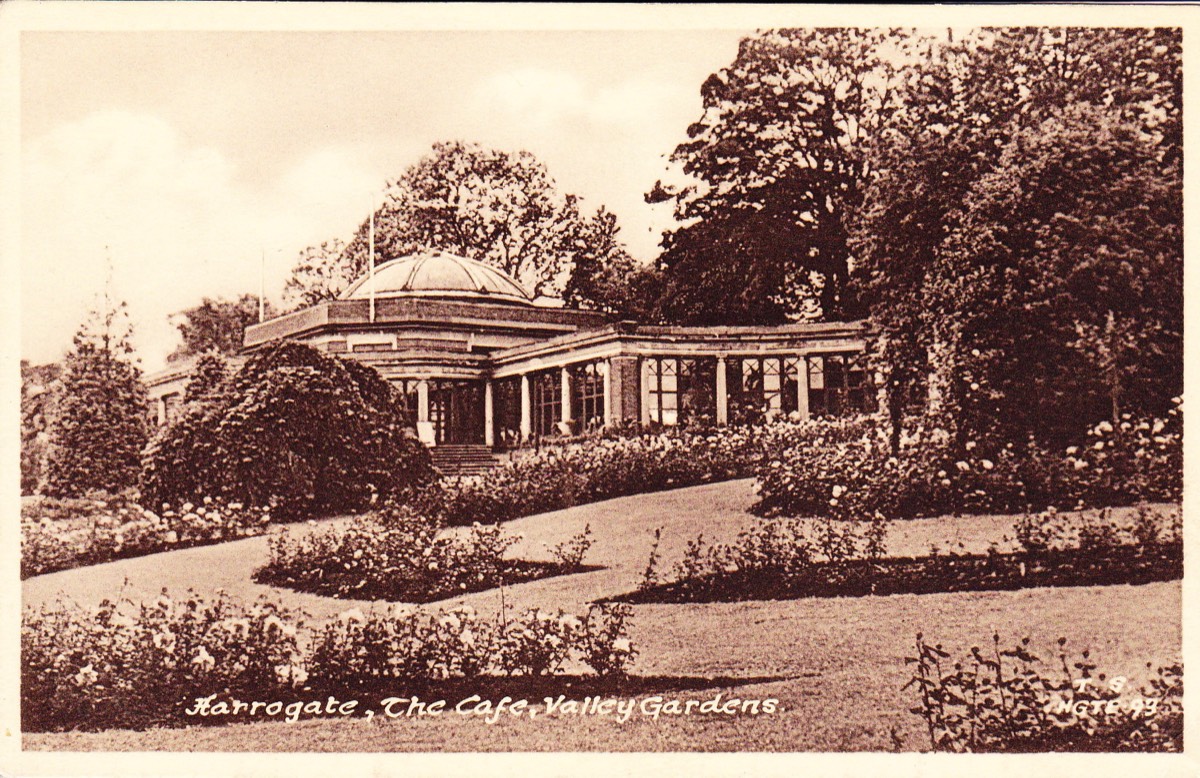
[905,634,1182,752]
[141,341,434,520]
[22,591,636,733]
[21,492,271,579]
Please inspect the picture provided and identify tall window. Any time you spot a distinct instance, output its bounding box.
[808,353,877,417]
[781,356,802,416]
[531,370,561,437]
[392,379,420,426]
[570,361,605,431]
[728,357,785,424]
[493,377,521,448]
[646,357,716,426]
[646,358,678,426]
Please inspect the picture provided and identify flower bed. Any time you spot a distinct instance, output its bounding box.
[254,506,597,602]
[906,634,1182,752]
[416,425,768,526]
[22,590,301,733]
[620,506,1180,604]
[22,493,271,579]
[23,591,636,733]
[753,403,1182,521]
[254,423,771,605]
[308,601,635,687]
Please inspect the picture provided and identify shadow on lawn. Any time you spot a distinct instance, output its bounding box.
[253,562,607,604]
[610,545,1182,605]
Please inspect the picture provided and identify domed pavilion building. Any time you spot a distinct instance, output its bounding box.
[147,251,872,469]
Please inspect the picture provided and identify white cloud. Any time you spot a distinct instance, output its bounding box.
[475,68,679,133]
[21,112,378,372]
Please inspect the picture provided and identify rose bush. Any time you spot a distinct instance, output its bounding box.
[23,591,638,733]
[22,590,302,732]
[627,504,1179,604]
[256,502,594,602]
[22,494,271,579]
[906,634,1182,752]
[416,424,768,526]
[753,404,1181,521]
[308,602,636,684]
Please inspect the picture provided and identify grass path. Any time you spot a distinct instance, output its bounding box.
[23,481,1181,751]
[24,479,1170,622]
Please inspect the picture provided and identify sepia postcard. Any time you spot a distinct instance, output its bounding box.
[3,3,1197,777]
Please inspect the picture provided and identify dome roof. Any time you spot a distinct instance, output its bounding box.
[339,251,535,305]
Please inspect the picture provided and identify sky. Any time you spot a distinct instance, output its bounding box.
[19,28,751,371]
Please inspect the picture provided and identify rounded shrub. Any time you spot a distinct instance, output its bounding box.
[141,341,434,520]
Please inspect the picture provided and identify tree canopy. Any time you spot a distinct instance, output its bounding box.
[650,28,904,323]
[169,294,271,363]
[650,26,1181,447]
[852,27,1182,446]
[286,141,642,307]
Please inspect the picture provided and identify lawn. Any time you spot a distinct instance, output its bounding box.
[22,480,1182,751]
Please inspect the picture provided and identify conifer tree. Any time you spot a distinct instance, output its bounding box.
[43,297,149,497]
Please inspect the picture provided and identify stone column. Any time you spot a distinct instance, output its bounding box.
[519,374,532,441]
[639,358,652,425]
[560,367,573,426]
[607,356,639,424]
[483,380,495,448]
[157,397,168,427]
[795,356,810,420]
[416,380,434,446]
[602,360,613,425]
[766,358,783,417]
[715,357,729,425]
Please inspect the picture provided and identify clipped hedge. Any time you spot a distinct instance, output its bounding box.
[141,341,434,520]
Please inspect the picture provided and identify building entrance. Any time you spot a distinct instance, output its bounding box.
[428,380,486,445]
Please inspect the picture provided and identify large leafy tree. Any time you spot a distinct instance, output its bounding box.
[296,140,623,303]
[562,206,662,319]
[168,294,271,363]
[650,28,906,324]
[854,28,1182,447]
[282,238,349,311]
[933,105,1179,445]
[43,300,149,497]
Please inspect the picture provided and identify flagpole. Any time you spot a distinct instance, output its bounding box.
[369,194,376,324]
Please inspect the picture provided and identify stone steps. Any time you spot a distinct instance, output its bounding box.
[429,444,501,477]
